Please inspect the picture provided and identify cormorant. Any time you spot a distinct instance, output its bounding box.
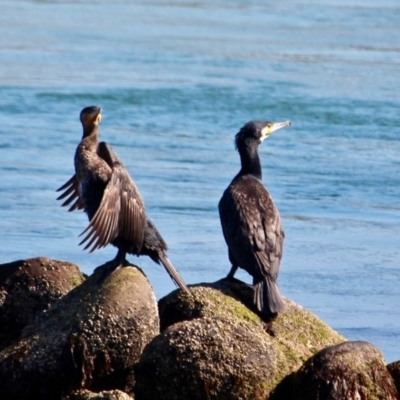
[57,106,190,294]
[218,120,291,320]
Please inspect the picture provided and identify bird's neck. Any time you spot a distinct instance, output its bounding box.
[238,143,262,180]
[81,127,99,150]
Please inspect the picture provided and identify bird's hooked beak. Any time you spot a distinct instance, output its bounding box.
[261,120,291,141]
[91,107,102,126]
[82,107,102,126]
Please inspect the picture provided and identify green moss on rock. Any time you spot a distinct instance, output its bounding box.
[271,341,399,400]
[0,257,85,351]
[65,389,133,399]
[159,282,345,372]
[272,298,345,369]
[135,316,286,400]
[0,263,158,399]
[136,280,346,399]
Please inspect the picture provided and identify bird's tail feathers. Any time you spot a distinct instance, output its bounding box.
[254,277,285,317]
[159,254,191,295]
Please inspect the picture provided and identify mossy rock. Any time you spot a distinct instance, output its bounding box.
[271,341,399,400]
[135,280,345,399]
[159,280,345,370]
[0,257,85,350]
[65,389,134,399]
[159,279,261,330]
[0,263,158,400]
[135,315,286,400]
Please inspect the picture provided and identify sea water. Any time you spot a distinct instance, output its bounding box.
[0,0,399,362]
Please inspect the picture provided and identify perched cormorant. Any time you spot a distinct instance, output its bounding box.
[218,120,291,320]
[57,106,190,294]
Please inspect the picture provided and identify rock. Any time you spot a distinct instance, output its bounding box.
[388,360,400,395]
[135,280,345,400]
[65,389,134,399]
[0,257,85,350]
[0,263,159,400]
[159,280,345,367]
[270,341,399,400]
[135,315,286,400]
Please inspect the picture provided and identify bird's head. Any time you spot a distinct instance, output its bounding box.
[80,106,102,132]
[235,120,291,150]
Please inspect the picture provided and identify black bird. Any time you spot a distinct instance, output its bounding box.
[218,120,291,319]
[57,106,190,294]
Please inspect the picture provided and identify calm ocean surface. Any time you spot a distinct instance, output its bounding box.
[0,0,399,362]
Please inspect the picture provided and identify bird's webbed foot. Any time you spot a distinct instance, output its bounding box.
[262,321,277,337]
[224,264,239,281]
[93,260,120,280]
[93,250,128,280]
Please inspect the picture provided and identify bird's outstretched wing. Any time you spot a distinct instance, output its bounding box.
[79,142,146,254]
[56,175,84,212]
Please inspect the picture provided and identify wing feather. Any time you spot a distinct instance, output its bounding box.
[56,175,84,211]
[78,142,145,254]
[79,171,121,252]
[219,175,283,281]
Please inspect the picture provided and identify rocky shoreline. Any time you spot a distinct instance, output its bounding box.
[0,257,398,399]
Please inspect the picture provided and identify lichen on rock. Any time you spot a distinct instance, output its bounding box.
[0,263,159,400]
[135,315,284,399]
[159,280,345,367]
[65,389,134,399]
[135,280,346,400]
[271,341,399,400]
[0,257,85,350]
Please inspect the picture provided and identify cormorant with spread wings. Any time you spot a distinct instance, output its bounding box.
[57,106,190,294]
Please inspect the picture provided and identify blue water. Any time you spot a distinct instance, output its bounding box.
[1,0,399,363]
